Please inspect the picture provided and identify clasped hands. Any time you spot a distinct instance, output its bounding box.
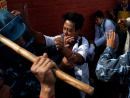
[55,36,77,70]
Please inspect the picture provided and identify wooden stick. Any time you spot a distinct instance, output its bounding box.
[0,34,94,95]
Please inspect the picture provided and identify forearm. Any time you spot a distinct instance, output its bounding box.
[40,85,55,98]
[59,61,66,71]
[111,14,116,20]
[60,47,84,65]
[31,29,46,45]
[96,46,127,82]
[94,37,106,47]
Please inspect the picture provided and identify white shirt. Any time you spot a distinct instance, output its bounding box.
[44,34,89,98]
[94,19,119,47]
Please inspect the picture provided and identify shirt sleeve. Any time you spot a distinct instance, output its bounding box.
[96,46,128,82]
[94,25,100,42]
[44,35,62,47]
[77,37,89,61]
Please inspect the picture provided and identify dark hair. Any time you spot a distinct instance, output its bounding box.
[62,12,85,31]
[94,10,104,18]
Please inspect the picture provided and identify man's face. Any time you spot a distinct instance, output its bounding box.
[63,20,79,40]
[95,16,103,26]
[121,0,128,7]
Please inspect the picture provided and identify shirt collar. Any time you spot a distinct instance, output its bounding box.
[77,35,81,43]
[121,3,128,11]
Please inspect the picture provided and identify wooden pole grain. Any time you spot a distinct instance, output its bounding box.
[0,34,94,95]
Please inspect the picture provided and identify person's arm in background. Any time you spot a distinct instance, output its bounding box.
[96,30,125,82]
[11,10,47,46]
[109,9,116,20]
[89,25,100,47]
[109,5,117,21]
[31,53,57,98]
[31,29,46,46]
[94,24,101,44]
[94,19,117,47]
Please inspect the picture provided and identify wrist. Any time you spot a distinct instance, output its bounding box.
[59,62,66,71]
[60,46,66,53]
[40,85,55,98]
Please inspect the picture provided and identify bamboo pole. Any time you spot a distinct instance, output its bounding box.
[0,34,94,95]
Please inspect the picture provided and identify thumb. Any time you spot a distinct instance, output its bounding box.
[43,53,48,58]
[118,19,121,24]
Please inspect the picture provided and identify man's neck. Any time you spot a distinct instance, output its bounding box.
[121,3,128,11]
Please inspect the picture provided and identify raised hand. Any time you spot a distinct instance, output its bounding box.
[106,30,119,50]
[109,9,114,15]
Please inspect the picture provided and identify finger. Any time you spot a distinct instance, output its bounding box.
[64,37,74,44]
[65,44,69,47]
[66,37,75,43]
[11,10,15,14]
[55,39,64,45]
[69,64,76,69]
[40,58,51,68]
[64,36,74,39]
[118,19,121,24]
[43,53,48,58]
[68,52,75,61]
[111,30,114,39]
[32,57,41,67]
[74,56,78,64]
[109,30,112,39]
[55,37,64,41]
[68,55,77,66]
[31,57,42,73]
[114,32,116,40]
[36,58,47,67]
[106,32,109,40]
[44,60,58,70]
[64,36,71,40]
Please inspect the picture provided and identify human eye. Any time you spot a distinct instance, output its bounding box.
[63,27,66,30]
[68,29,72,32]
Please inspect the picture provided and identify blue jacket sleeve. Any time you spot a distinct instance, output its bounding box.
[96,46,128,82]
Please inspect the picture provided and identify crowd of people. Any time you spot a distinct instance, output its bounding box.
[0,0,130,98]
